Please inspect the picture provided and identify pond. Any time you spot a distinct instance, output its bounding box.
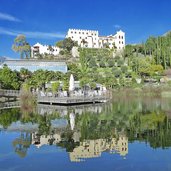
[0,92,171,171]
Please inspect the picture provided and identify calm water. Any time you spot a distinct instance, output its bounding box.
[0,94,171,171]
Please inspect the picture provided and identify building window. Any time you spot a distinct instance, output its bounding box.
[80,37,82,39]
[82,32,84,34]
[72,36,74,38]
[75,32,77,34]
[71,31,73,33]
[122,36,124,39]
[92,33,93,36]
[122,41,124,44]
[86,32,88,35]
[79,32,81,34]
[119,41,121,44]
[95,34,96,36]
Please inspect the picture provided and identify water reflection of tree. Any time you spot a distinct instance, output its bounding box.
[74,107,130,141]
[1,99,171,152]
[38,114,51,136]
[57,130,79,152]
[128,112,171,149]
[12,132,32,158]
[0,108,21,129]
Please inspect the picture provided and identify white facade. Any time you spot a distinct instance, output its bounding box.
[66,29,99,48]
[99,30,125,50]
[31,43,60,58]
[32,132,62,148]
[66,29,125,51]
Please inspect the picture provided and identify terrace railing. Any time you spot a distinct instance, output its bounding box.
[0,89,21,97]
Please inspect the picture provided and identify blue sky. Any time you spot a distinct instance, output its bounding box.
[0,0,171,58]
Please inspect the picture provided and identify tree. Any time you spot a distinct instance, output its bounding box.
[0,65,21,89]
[28,70,58,89]
[78,48,90,78]
[20,68,32,81]
[89,82,96,89]
[117,59,124,67]
[107,59,115,67]
[119,76,125,86]
[130,57,139,74]
[113,69,122,78]
[99,61,106,68]
[59,50,65,55]
[56,38,78,52]
[62,79,69,91]
[89,59,97,68]
[52,82,60,93]
[149,64,163,76]
[80,77,90,89]
[36,53,43,60]
[145,36,156,56]
[121,66,128,74]
[12,35,31,59]
[138,58,151,76]
[56,41,63,49]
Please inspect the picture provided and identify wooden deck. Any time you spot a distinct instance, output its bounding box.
[37,95,108,105]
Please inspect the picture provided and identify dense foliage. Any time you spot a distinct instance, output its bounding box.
[124,32,171,70]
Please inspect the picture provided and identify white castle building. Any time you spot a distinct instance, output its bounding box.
[31,43,60,58]
[66,29,125,50]
[30,28,125,58]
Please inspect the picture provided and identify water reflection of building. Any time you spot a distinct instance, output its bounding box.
[32,132,62,148]
[69,135,128,162]
[31,131,128,162]
[12,129,128,161]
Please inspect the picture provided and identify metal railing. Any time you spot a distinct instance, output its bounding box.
[0,89,20,97]
[37,93,108,104]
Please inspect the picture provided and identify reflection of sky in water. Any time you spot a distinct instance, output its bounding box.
[0,131,171,171]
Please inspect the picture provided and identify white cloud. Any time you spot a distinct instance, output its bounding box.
[0,12,21,22]
[114,24,121,29]
[0,27,65,39]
